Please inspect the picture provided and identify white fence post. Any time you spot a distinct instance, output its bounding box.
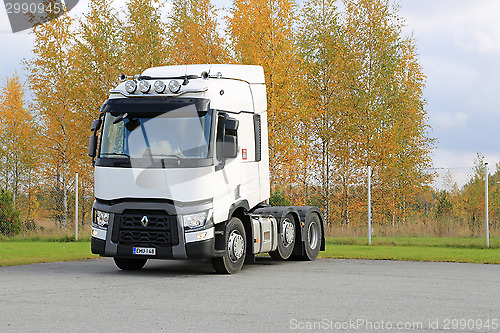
[75,172,79,241]
[485,163,489,248]
[368,165,372,245]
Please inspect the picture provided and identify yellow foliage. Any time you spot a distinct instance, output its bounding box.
[5,0,436,230]
[0,73,38,219]
[167,0,231,64]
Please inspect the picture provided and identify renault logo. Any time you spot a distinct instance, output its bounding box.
[141,216,149,227]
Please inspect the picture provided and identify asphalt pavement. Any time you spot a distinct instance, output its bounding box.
[1,258,499,332]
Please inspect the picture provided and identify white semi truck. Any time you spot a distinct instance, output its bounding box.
[88,64,325,274]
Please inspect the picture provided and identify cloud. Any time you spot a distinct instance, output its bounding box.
[398,0,500,170]
[401,0,500,55]
[0,0,89,79]
[421,55,478,93]
[432,149,500,168]
[431,111,469,130]
[0,32,34,80]
[0,3,12,33]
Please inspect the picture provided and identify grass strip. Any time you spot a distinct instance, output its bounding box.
[320,243,500,264]
[1,237,499,267]
[0,242,98,267]
[327,236,500,249]
[0,235,91,242]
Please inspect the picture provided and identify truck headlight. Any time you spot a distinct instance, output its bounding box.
[183,209,212,231]
[95,210,110,228]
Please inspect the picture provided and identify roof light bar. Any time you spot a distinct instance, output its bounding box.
[168,80,181,93]
[138,80,151,93]
[154,80,166,93]
[125,80,137,93]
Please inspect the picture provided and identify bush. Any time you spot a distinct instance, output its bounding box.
[0,190,22,236]
[270,190,291,206]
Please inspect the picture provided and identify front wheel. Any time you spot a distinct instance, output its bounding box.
[212,217,246,274]
[113,257,147,271]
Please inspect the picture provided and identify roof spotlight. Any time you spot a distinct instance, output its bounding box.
[154,80,166,93]
[125,80,137,93]
[139,80,151,93]
[168,80,181,93]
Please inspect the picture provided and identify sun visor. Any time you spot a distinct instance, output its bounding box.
[101,97,210,117]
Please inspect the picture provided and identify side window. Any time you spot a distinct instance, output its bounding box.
[215,113,226,161]
[215,111,239,161]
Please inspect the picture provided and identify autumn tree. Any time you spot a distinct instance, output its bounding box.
[121,0,168,73]
[71,0,124,224]
[227,0,302,197]
[13,0,437,232]
[75,0,122,104]
[342,0,434,227]
[0,189,22,236]
[342,0,400,167]
[0,73,38,217]
[25,11,78,227]
[487,162,500,231]
[297,0,364,224]
[167,0,231,64]
[377,36,434,225]
[453,154,486,235]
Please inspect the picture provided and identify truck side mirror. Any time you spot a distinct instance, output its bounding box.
[88,134,98,158]
[89,115,104,159]
[91,118,102,131]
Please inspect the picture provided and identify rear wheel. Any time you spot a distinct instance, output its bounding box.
[212,217,246,274]
[269,213,296,260]
[113,257,148,271]
[298,212,321,261]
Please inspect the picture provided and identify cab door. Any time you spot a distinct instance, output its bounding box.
[212,112,241,223]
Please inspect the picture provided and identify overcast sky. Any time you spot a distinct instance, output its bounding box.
[1,0,499,168]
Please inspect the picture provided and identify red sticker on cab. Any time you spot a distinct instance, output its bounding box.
[242,149,247,160]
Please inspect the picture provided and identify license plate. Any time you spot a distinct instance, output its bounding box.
[133,247,156,256]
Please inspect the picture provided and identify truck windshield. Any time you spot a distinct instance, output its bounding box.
[99,104,213,165]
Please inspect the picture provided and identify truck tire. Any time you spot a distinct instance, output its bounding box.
[113,257,147,271]
[212,217,246,274]
[269,213,296,260]
[297,212,321,260]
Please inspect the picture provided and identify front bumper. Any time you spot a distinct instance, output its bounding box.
[91,237,215,259]
[91,199,216,260]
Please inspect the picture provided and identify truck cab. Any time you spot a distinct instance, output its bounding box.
[89,64,324,274]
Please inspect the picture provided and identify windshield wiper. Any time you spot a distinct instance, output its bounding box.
[153,154,183,159]
[101,152,130,158]
[157,154,182,168]
[112,113,128,124]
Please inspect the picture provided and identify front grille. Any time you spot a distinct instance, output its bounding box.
[120,230,173,244]
[118,212,179,246]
